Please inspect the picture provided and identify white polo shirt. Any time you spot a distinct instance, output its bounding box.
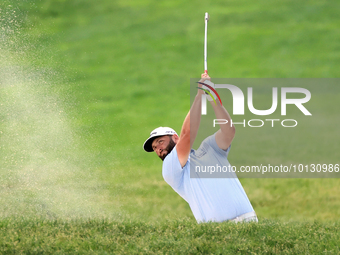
[162,133,255,223]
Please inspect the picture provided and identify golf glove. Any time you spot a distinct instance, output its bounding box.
[201,80,217,101]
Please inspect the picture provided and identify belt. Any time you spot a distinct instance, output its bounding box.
[230,211,258,223]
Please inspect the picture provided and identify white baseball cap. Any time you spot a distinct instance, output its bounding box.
[143,127,177,152]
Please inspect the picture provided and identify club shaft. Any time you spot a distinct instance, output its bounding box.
[204,12,209,73]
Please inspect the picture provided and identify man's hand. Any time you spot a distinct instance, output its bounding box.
[201,72,211,80]
[197,73,211,98]
[198,73,211,87]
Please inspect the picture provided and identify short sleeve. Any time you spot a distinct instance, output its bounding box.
[199,132,231,158]
[162,146,185,190]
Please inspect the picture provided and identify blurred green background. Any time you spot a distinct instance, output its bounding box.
[0,0,339,222]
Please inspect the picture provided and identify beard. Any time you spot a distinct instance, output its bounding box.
[159,137,176,161]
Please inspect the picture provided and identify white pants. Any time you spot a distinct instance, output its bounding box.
[230,211,258,223]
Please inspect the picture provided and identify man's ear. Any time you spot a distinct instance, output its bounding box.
[172,134,180,143]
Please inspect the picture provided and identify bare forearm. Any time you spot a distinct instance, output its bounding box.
[189,93,203,148]
[177,91,202,167]
[176,74,211,167]
[210,100,235,150]
[211,101,234,132]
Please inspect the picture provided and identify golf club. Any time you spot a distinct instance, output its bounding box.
[204,12,209,74]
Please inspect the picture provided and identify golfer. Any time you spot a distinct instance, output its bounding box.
[143,73,257,223]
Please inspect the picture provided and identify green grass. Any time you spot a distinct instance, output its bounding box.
[0,0,340,253]
[1,218,339,254]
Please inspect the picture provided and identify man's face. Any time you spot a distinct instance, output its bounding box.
[151,135,176,161]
